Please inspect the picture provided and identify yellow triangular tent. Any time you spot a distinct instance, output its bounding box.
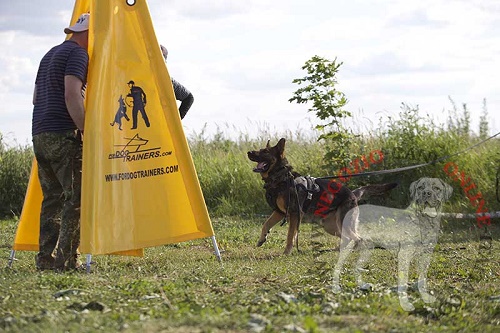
[12,160,41,251]
[12,0,218,260]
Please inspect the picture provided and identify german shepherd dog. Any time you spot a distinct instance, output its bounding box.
[248,138,397,254]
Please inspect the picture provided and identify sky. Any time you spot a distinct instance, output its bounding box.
[1,0,499,146]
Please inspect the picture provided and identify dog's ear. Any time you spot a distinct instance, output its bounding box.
[277,138,286,157]
[266,140,271,148]
[409,178,421,200]
[439,179,453,200]
[410,179,420,199]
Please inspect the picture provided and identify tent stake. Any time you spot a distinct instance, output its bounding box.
[211,236,222,263]
[7,250,16,268]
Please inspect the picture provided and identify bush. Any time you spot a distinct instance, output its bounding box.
[2,108,498,220]
[353,104,500,211]
[0,133,33,218]
[188,106,500,216]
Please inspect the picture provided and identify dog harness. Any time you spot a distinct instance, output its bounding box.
[294,176,321,212]
[263,165,320,217]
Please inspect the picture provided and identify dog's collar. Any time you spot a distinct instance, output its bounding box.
[263,164,294,189]
[263,164,296,216]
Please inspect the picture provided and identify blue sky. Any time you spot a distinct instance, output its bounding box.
[1,0,499,145]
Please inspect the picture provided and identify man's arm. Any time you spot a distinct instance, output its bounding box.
[64,75,85,131]
[171,78,194,119]
[179,93,194,119]
[32,85,37,105]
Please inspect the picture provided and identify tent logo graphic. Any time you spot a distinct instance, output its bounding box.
[110,95,130,130]
[108,134,171,162]
[126,80,150,130]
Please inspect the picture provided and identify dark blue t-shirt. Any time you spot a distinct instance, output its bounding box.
[32,40,88,135]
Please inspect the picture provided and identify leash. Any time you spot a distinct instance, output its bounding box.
[496,164,500,203]
[282,172,294,226]
[317,131,500,180]
[279,170,304,252]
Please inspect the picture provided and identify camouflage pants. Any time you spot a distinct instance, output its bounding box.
[33,130,82,270]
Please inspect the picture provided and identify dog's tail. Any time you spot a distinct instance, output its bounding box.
[352,182,398,201]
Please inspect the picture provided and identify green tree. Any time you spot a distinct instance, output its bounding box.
[289,56,352,170]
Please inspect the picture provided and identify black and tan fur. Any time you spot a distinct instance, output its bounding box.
[248,138,397,254]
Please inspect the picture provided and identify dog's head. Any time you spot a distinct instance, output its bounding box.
[247,138,286,178]
[410,177,453,218]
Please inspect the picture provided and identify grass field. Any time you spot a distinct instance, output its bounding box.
[0,215,499,332]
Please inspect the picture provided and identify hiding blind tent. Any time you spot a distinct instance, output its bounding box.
[9,0,221,267]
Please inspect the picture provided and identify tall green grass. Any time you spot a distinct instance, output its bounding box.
[1,106,499,219]
[188,107,500,216]
[0,134,33,218]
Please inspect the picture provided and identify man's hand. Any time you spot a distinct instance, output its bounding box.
[65,75,85,131]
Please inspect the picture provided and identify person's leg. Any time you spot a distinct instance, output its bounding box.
[131,108,138,129]
[33,133,64,270]
[50,131,83,271]
[140,107,150,127]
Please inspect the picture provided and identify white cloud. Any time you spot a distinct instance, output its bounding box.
[0,0,499,145]
[0,1,70,36]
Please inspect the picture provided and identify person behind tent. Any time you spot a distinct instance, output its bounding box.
[31,13,89,271]
[160,45,194,119]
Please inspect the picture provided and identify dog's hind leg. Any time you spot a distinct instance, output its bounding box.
[257,210,284,247]
[332,238,356,293]
[321,211,343,238]
[355,241,374,290]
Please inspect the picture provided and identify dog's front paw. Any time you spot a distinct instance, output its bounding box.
[420,292,436,304]
[331,284,341,294]
[399,294,415,312]
[359,283,373,291]
[257,238,266,247]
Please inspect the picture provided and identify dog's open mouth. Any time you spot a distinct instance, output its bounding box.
[253,161,269,173]
[422,203,439,218]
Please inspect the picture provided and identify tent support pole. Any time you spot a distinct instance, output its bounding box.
[7,250,16,268]
[85,254,92,273]
[211,236,222,263]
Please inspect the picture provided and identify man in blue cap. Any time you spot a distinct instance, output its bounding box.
[32,13,89,271]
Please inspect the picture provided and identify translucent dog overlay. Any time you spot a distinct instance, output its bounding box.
[327,177,459,312]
